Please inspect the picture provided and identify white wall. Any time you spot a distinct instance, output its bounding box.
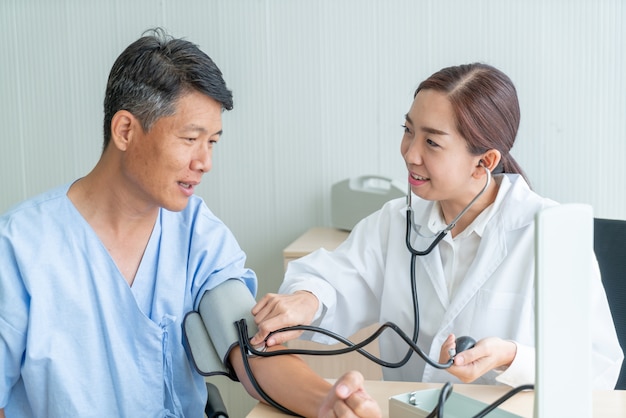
[3,0,624,298]
[1,0,624,413]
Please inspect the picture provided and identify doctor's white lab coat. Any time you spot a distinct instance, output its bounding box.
[280,174,623,388]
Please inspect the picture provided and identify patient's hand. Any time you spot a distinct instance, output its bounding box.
[319,371,382,418]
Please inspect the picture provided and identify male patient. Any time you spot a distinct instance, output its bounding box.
[0,28,380,418]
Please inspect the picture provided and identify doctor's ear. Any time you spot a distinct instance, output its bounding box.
[475,149,501,174]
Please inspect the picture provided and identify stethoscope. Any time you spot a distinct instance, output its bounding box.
[400,163,492,378]
[235,164,524,416]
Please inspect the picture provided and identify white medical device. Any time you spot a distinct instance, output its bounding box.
[331,175,405,231]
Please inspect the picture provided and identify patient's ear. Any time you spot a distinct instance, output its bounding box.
[110,110,139,151]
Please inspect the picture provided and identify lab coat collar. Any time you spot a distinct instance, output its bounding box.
[497,174,556,230]
[405,174,546,236]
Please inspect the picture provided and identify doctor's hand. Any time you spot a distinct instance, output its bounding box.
[250,291,319,348]
[438,334,517,383]
[319,371,382,418]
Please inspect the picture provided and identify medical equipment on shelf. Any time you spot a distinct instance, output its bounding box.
[331,175,405,231]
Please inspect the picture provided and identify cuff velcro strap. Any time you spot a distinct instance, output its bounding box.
[183,279,259,380]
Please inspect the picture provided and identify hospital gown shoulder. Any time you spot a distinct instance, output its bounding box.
[0,184,72,235]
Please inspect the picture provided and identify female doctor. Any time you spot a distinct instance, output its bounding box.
[251,63,623,388]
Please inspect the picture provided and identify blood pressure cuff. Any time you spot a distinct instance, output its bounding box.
[183,279,259,381]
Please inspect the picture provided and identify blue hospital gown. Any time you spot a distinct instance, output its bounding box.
[0,184,257,417]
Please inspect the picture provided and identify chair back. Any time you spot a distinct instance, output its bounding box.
[594,217,626,390]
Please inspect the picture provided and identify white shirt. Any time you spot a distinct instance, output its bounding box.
[432,194,498,299]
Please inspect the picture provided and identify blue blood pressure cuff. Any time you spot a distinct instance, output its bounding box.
[183,279,259,381]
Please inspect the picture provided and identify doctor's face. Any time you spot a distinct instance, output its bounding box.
[400,89,482,205]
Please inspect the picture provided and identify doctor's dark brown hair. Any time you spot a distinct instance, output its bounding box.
[102,28,233,151]
[415,63,529,184]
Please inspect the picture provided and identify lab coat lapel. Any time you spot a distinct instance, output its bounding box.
[421,247,450,308]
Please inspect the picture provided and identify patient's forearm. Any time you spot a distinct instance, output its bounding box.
[230,346,332,417]
[0,407,5,418]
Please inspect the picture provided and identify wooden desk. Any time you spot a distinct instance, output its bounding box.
[282,227,383,380]
[247,380,626,417]
[283,227,350,270]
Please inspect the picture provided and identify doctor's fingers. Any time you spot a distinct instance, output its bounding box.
[253,292,316,319]
[445,348,489,382]
[438,334,457,363]
[251,293,319,345]
[250,313,306,346]
[251,293,280,316]
[447,362,485,383]
[251,294,292,329]
[255,292,318,326]
[449,345,503,382]
[453,337,514,368]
